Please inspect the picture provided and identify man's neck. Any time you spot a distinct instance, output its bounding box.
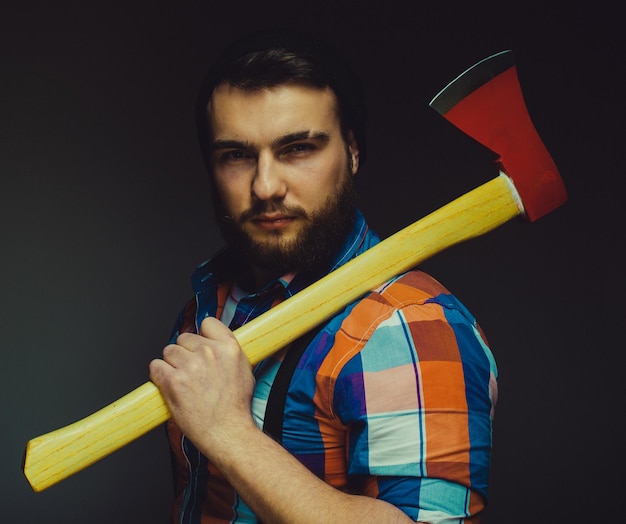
[251,269,275,292]
[242,267,281,292]
[248,267,299,293]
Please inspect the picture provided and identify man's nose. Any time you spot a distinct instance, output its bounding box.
[251,152,287,201]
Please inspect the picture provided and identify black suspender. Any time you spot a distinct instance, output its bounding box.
[262,326,324,444]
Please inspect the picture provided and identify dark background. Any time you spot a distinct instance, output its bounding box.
[2,1,623,522]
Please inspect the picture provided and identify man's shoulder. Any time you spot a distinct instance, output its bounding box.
[328,270,451,339]
[336,268,475,337]
[373,269,452,306]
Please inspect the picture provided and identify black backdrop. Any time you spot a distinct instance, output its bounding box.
[2,1,624,522]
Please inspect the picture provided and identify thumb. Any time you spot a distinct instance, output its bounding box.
[199,316,235,341]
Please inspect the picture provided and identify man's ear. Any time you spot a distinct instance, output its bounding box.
[347,133,360,175]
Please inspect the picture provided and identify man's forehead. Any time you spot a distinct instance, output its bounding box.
[207,82,338,114]
[207,83,340,141]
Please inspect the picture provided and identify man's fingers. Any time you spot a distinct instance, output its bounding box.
[151,318,246,389]
[199,316,237,341]
[197,317,249,365]
[160,342,191,366]
[173,319,235,354]
[148,358,170,386]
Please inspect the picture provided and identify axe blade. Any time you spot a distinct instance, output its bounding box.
[429,50,567,222]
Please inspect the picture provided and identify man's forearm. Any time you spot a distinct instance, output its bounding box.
[200,422,415,524]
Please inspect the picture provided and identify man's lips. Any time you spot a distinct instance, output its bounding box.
[251,213,297,230]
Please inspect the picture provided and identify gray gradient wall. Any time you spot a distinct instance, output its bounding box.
[2,2,623,522]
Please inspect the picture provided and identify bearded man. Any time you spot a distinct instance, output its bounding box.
[150,29,497,524]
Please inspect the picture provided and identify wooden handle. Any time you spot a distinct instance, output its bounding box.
[23,173,522,492]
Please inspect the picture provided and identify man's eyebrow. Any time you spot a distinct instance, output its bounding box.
[272,131,330,149]
[211,131,330,152]
[211,139,253,151]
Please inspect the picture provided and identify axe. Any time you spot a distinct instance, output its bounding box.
[23,50,566,492]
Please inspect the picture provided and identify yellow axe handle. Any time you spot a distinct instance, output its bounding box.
[23,173,522,492]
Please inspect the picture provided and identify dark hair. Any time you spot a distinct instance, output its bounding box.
[195,29,367,171]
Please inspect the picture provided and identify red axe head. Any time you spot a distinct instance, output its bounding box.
[429,50,567,222]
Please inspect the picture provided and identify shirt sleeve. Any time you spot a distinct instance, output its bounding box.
[333,300,497,522]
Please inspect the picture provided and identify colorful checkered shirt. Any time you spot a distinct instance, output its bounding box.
[166,210,497,523]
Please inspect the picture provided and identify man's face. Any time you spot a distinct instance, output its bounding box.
[207,83,359,282]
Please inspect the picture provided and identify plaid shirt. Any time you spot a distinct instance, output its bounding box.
[166,210,497,523]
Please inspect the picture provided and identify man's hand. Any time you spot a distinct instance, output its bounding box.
[149,317,256,452]
[150,317,417,523]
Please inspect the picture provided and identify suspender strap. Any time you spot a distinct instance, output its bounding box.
[263,326,323,444]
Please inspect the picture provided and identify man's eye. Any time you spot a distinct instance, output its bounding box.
[220,150,250,162]
[285,143,315,155]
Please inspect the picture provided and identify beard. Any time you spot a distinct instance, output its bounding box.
[214,170,356,278]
